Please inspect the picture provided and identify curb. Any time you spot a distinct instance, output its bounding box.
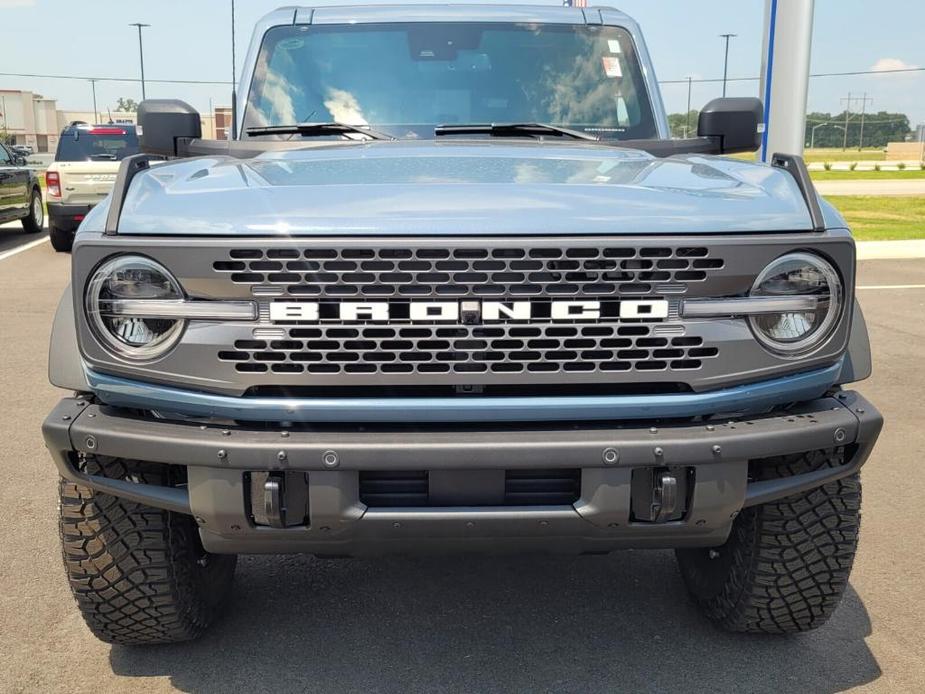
[857,240,925,260]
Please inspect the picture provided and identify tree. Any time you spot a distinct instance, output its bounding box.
[667,110,700,139]
[805,110,911,149]
[116,97,139,113]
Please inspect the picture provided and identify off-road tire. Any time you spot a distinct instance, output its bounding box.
[48,222,73,252]
[59,456,237,645]
[21,186,43,233]
[676,449,861,634]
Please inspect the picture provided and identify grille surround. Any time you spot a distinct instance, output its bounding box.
[71,234,857,397]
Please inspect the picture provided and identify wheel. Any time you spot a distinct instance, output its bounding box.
[48,221,73,253]
[21,186,43,233]
[676,449,861,634]
[58,456,237,645]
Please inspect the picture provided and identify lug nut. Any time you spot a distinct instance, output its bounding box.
[653,447,664,458]
[322,450,339,468]
[84,435,97,450]
[277,450,287,461]
[217,449,227,460]
[712,445,722,456]
[833,427,848,444]
[602,447,620,465]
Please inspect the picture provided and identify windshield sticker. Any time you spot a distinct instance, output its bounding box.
[277,38,304,51]
[602,56,623,78]
[608,40,622,54]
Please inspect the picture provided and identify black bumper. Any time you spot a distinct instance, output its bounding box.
[43,392,882,555]
[47,202,92,230]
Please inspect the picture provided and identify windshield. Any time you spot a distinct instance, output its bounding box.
[244,22,658,141]
[55,127,139,162]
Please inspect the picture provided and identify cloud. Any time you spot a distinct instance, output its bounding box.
[870,58,920,73]
[0,0,36,6]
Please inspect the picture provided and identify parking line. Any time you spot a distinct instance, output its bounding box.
[857,284,925,290]
[0,236,49,262]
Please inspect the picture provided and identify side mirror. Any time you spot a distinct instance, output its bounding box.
[697,97,763,154]
[14,155,27,166]
[138,99,202,157]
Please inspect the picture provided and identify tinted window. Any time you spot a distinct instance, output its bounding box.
[0,145,11,165]
[244,22,657,141]
[55,127,139,162]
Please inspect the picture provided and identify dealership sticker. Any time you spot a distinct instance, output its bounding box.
[602,56,622,78]
[608,39,622,53]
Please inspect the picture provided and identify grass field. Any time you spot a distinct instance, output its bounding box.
[803,148,886,163]
[826,196,925,241]
[811,169,925,181]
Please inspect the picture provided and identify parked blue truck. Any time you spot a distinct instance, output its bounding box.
[43,4,882,644]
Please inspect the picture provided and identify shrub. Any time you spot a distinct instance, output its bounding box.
[897,162,907,171]
[849,162,858,171]
[874,163,881,172]
[823,162,832,171]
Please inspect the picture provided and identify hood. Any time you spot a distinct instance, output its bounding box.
[117,141,815,236]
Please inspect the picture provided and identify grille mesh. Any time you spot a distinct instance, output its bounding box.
[214,245,723,298]
[220,324,719,375]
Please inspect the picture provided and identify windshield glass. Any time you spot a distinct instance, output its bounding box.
[244,22,658,141]
[55,127,139,162]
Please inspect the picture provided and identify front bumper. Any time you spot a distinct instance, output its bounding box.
[43,391,882,555]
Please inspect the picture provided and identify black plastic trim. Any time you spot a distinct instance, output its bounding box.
[104,154,165,235]
[771,153,826,232]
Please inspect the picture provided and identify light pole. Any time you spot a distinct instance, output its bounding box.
[129,23,151,100]
[231,0,238,139]
[809,122,828,149]
[89,79,98,124]
[685,76,693,137]
[719,33,737,97]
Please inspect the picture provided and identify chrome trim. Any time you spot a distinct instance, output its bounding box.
[681,295,819,318]
[105,299,257,321]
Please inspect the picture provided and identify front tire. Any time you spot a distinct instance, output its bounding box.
[676,449,861,634]
[21,186,43,233]
[48,221,73,252]
[59,456,237,645]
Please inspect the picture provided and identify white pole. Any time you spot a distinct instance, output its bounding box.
[759,0,816,161]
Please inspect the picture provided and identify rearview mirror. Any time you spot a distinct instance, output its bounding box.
[697,97,763,154]
[138,99,202,157]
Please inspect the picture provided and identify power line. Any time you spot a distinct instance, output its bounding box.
[659,66,925,85]
[0,71,232,85]
[1,66,922,89]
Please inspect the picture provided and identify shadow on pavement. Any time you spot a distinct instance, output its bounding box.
[109,551,880,693]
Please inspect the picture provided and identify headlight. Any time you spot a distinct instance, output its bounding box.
[749,252,843,356]
[85,255,185,360]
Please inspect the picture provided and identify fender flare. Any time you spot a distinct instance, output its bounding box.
[48,284,90,392]
[838,300,872,384]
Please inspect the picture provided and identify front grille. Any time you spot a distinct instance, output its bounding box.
[359,469,582,507]
[219,324,719,375]
[214,245,724,298]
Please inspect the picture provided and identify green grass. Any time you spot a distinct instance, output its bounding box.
[825,196,925,241]
[803,148,886,163]
[812,169,925,181]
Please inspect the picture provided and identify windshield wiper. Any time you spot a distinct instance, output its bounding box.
[434,122,599,141]
[245,122,395,141]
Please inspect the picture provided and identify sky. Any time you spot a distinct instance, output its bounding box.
[1,0,923,127]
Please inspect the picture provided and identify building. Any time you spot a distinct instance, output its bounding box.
[0,89,61,153]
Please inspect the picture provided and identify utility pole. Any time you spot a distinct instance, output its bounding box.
[719,34,737,97]
[89,79,98,124]
[841,92,853,151]
[685,76,693,137]
[129,23,151,100]
[856,93,873,151]
[231,0,238,139]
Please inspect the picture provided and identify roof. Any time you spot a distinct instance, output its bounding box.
[276,4,630,25]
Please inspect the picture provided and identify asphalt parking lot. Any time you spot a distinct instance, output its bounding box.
[1,230,923,693]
